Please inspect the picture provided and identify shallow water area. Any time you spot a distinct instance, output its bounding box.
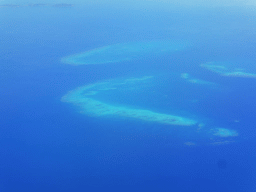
[61,40,191,65]
[62,74,240,146]
[201,61,256,78]
[1,1,256,191]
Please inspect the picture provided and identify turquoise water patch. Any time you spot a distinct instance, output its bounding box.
[62,74,239,145]
[61,40,191,65]
[201,62,256,78]
[180,73,216,86]
[213,128,238,137]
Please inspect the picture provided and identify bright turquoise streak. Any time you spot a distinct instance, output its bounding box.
[61,40,190,65]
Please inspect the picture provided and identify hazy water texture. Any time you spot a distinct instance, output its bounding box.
[1,1,256,191]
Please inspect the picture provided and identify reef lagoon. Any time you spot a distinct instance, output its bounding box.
[62,73,239,145]
[62,76,197,126]
[1,1,256,191]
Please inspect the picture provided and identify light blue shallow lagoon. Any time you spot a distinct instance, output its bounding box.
[1,1,256,192]
[61,40,191,65]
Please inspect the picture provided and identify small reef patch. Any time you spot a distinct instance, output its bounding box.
[213,128,238,137]
[181,73,216,86]
[201,62,256,78]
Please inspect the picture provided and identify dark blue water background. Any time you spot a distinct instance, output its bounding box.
[0,2,256,191]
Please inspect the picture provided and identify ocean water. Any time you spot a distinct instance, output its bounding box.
[1,1,256,191]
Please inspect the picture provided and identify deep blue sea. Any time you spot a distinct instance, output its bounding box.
[1,1,256,191]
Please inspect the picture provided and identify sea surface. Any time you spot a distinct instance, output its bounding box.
[1,1,256,191]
